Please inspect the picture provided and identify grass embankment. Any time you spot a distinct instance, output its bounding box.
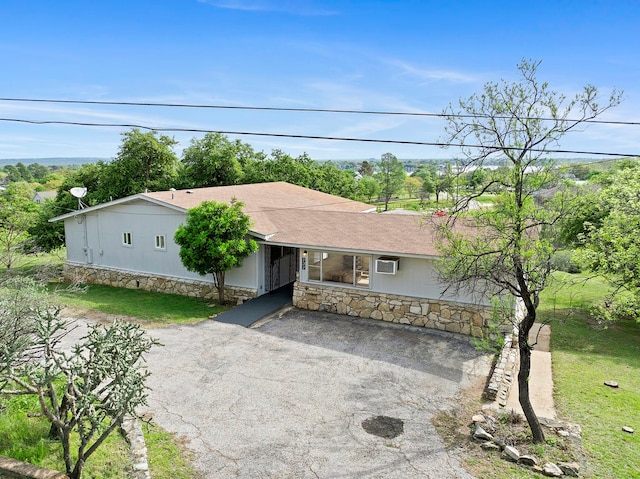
[437,272,640,478]
[542,273,640,479]
[51,282,228,327]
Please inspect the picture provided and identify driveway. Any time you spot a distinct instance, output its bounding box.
[142,309,491,478]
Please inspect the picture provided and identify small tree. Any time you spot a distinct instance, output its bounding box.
[437,59,621,443]
[0,278,158,479]
[174,199,258,304]
[376,152,405,211]
[0,185,38,268]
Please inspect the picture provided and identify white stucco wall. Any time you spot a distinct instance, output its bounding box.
[62,200,259,291]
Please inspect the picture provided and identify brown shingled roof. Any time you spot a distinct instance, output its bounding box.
[141,182,453,257]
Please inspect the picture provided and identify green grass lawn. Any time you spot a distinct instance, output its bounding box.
[539,273,640,479]
[0,392,200,479]
[50,282,228,327]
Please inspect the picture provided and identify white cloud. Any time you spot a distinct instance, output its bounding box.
[385,59,479,84]
[198,0,338,16]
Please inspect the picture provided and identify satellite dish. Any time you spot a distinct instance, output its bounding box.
[69,187,88,210]
[70,187,87,198]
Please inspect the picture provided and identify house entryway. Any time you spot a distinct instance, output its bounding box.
[265,246,297,293]
[214,284,293,327]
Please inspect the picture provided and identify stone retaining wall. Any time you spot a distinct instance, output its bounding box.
[63,263,257,304]
[293,281,498,337]
[485,333,517,403]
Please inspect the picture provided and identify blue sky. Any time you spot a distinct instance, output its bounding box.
[1,0,639,161]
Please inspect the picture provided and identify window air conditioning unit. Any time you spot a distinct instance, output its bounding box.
[375,257,400,275]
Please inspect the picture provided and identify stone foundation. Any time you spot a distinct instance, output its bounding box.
[293,281,496,337]
[63,263,257,304]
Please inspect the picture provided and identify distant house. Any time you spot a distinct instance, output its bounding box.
[51,182,497,336]
[32,190,57,204]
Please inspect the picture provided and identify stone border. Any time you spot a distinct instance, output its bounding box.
[120,415,151,479]
[293,281,501,338]
[485,332,517,404]
[63,263,256,305]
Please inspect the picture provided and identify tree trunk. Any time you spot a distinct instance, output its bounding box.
[215,271,226,304]
[518,325,546,443]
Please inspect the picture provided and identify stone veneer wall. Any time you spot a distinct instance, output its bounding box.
[63,263,257,304]
[293,281,496,337]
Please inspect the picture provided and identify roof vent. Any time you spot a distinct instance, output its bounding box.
[375,257,400,275]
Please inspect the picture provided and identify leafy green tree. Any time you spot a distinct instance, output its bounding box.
[99,129,179,200]
[435,163,454,204]
[174,200,258,304]
[180,133,251,188]
[404,176,423,198]
[0,278,158,479]
[438,59,621,443]
[309,162,358,199]
[0,185,38,268]
[376,153,405,211]
[358,160,374,176]
[28,200,66,253]
[358,176,380,202]
[27,163,50,182]
[577,161,640,321]
[419,174,435,205]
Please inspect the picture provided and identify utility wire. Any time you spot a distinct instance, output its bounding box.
[1,96,638,126]
[0,117,636,158]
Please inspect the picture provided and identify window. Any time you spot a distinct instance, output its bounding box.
[122,232,132,246]
[155,235,166,250]
[307,250,370,288]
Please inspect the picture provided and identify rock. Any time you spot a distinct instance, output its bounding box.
[558,461,580,477]
[480,441,501,451]
[473,425,493,441]
[503,445,520,462]
[543,462,563,477]
[472,414,486,423]
[622,426,634,434]
[518,455,538,467]
[558,429,570,437]
[604,380,619,388]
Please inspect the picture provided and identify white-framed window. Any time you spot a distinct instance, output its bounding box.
[155,234,166,250]
[122,232,132,246]
[307,250,370,288]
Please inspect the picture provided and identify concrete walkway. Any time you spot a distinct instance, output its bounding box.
[214,284,293,327]
[503,324,556,419]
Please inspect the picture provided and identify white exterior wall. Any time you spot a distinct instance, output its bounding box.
[63,200,259,291]
[299,252,488,306]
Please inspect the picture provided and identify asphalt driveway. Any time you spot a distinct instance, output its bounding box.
[142,309,491,478]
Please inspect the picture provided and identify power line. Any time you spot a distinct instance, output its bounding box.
[0,116,637,158]
[1,96,639,126]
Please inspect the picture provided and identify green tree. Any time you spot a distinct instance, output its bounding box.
[376,153,405,211]
[174,200,258,304]
[419,174,435,205]
[180,133,250,188]
[435,163,454,204]
[358,160,374,176]
[0,185,38,268]
[358,176,380,202]
[577,161,640,321]
[0,278,158,479]
[404,176,423,198]
[99,129,179,200]
[438,59,621,443]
